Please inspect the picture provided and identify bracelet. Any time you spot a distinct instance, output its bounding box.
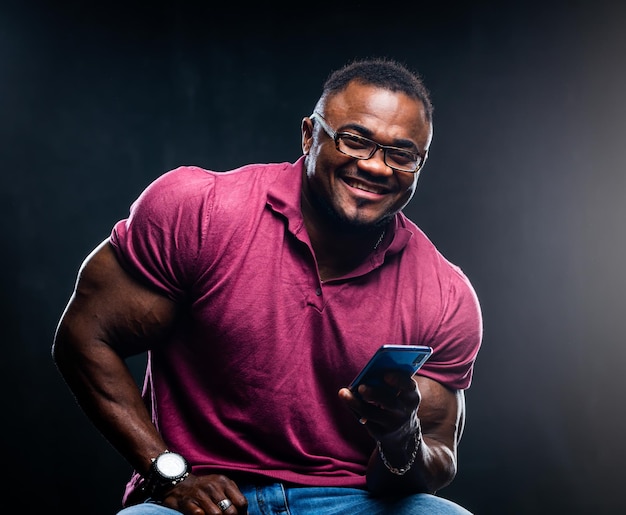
[376,430,422,475]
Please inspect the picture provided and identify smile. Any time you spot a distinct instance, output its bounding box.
[343,178,387,195]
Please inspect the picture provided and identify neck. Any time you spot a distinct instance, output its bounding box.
[302,209,388,283]
[300,176,390,280]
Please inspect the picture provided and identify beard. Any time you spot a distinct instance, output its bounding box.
[308,185,392,237]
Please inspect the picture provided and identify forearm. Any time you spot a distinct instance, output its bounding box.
[365,382,464,495]
[53,240,181,476]
[53,327,165,477]
[366,425,457,495]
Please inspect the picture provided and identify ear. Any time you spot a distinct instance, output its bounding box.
[301,117,314,155]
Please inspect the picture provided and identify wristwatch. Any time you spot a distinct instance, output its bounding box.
[143,450,190,497]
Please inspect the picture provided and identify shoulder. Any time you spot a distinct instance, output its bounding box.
[405,216,479,312]
[131,161,295,214]
[139,161,293,194]
[394,215,483,388]
[396,214,471,282]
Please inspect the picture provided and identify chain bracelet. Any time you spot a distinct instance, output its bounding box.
[376,430,422,475]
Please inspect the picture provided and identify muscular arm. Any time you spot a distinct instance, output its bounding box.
[370,377,464,494]
[340,375,465,495]
[52,239,178,478]
[54,240,250,513]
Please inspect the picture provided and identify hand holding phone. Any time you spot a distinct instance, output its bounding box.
[349,344,433,395]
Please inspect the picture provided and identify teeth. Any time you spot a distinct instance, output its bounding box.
[346,180,382,194]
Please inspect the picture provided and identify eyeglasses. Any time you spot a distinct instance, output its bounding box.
[310,111,424,173]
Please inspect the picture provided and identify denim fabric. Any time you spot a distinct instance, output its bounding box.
[117,483,472,515]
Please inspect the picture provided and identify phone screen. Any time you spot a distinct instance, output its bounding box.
[349,344,433,392]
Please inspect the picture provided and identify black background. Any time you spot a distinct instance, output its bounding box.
[3,1,626,513]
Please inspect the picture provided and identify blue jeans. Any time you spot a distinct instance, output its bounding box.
[117,482,472,515]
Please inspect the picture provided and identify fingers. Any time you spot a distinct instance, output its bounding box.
[212,488,247,515]
[339,375,420,434]
[359,373,420,407]
[215,497,235,513]
[161,474,248,515]
[202,481,248,515]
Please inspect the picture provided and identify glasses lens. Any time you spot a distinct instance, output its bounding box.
[336,134,377,159]
[385,149,421,172]
[336,132,421,173]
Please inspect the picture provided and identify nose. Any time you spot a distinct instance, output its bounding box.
[358,147,394,177]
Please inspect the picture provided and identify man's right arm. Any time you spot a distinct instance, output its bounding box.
[53,239,251,513]
[52,239,178,479]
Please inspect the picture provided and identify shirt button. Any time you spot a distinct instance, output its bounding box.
[315,287,322,296]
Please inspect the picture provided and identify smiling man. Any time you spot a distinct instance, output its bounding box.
[301,77,432,281]
[53,58,483,515]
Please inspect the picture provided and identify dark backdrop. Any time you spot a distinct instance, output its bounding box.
[3,1,626,513]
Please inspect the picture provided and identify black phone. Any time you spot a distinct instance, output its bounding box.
[349,344,433,393]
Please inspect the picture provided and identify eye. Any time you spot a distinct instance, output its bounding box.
[387,149,417,166]
[339,133,372,150]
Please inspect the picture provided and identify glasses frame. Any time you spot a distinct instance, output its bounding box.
[310,111,424,173]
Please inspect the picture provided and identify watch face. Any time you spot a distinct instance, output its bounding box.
[156,452,187,479]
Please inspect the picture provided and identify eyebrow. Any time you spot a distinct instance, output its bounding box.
[337,121,420,153]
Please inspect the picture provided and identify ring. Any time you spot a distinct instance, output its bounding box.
[359,417,367,425]
[217,499,233,511]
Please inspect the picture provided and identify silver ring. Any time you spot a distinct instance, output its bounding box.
[217,499,233,511]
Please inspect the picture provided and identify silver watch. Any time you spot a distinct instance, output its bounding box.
[144,450,189,496]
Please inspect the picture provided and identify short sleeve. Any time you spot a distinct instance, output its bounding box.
[420,268,483,390]
[110,166,215,301]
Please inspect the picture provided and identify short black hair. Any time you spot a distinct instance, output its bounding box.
[318,57,433,123]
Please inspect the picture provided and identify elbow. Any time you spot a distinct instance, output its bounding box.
[426,448,458,493]
[431,460,457,493]
[51,322,66,367]
[52,318,87,375]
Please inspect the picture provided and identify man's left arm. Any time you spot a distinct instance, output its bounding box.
[339,374,465,495]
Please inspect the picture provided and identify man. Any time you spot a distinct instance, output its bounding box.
[53,57,482,515]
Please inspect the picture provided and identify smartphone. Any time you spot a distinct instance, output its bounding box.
[349,344,433,393]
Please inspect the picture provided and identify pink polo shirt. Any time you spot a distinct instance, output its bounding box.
[110,156,482,504]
